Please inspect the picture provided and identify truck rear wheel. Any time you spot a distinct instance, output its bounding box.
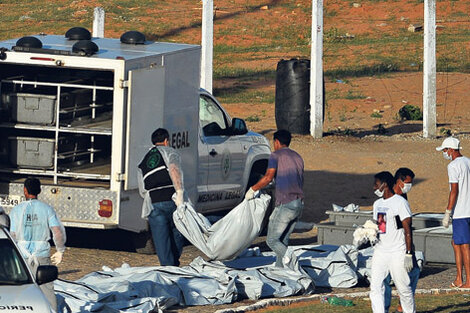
[132,231,156,255]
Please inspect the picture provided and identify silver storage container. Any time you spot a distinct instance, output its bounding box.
[9,136,55,168]
[5,89,92,125]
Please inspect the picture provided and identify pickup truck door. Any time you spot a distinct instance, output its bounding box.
[198,94,245,211]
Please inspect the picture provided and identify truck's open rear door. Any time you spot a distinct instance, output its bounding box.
[124,67,165,190]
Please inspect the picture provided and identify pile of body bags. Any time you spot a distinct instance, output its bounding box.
[55,195,424,312]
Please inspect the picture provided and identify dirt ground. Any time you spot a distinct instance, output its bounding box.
[3,0,469,311]
[56,132,468,312]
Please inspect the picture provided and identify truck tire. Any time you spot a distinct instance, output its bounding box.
[132,231,156,255]
[247,170,264,191]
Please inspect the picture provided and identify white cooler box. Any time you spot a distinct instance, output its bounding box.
[9,136,55,169]
[4,89,92,125]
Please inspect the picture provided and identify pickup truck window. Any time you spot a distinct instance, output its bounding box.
[199,95,228,136]
[0,239,32,285]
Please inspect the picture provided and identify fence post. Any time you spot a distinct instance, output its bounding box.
[310,0,324,138]
[423,0,436,138]
[92,7,105,38]
[201,0,213,93]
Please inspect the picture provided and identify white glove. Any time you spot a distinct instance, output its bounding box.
[442,210,452,228]
[245,187,255,200]
[404,253,413,272]
[174,190,184,207]
[51,251,63,265]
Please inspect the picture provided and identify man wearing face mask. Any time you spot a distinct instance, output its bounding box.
[384,168,419,313]
[436,137,470,288]
[370,171,415,313]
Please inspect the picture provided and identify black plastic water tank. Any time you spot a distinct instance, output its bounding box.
[275,59,324,135]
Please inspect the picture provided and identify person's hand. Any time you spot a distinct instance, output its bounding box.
[442,210,452,228]
[174,190,184,207]
[245,187,255,200]
[404,253,413,272]
[51,251,63,265]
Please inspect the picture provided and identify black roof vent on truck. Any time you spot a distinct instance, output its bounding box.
[120,31,146,44]
[65,27,91,40]
[72,40,99,56]
[16,36,43,49]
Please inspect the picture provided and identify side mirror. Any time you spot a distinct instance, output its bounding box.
[231,118,248,135]
[36,265,58,285]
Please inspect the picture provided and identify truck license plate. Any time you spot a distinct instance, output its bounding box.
[0,194,24,208]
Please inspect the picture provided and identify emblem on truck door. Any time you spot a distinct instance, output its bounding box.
[221,149,231,180]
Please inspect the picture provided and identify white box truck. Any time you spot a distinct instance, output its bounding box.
[0,30,271,251]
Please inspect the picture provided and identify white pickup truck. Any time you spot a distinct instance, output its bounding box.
[0,30,271,251]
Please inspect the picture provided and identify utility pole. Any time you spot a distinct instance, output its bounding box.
[92,7,105,38]
[423,0,436,138]
[201,0,213,93]
[310,0,324,138]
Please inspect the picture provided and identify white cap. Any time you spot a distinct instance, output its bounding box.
[436,137,461,151]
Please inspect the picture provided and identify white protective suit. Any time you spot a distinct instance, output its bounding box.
[10,199,66,311]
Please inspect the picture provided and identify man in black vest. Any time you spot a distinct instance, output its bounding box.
[138,128,185,266]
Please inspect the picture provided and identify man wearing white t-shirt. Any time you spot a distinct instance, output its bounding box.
[436,137,470,288]
[370,171,415,313]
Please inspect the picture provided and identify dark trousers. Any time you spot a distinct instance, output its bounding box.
[148,201,184,266]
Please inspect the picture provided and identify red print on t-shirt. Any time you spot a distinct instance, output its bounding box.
[377,213,386,233]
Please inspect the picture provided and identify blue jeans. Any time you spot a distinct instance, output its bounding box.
[384,261,420,312]
[266,198,303,267]
[148,201,184,266]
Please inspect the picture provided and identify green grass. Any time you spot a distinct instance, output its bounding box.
[213,67,276,80]
[245,115,261,122]
[1,0,470,106]
[215,88,275,104]
[260,293,470,313]
[325,62,402,79]
[345,90,366,100]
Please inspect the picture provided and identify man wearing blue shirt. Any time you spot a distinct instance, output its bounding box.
[10,177,66,311]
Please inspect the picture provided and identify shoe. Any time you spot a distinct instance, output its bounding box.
[451,282,462,289]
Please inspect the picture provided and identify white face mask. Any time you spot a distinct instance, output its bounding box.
[443,151,452,160]
[401,183,412,194]
[374,183,384,198]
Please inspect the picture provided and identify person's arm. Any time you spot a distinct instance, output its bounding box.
[48,208,66,265]
[166,150,184,206]
[402,216,414,272]
[252,168,276,191]
[402,217,413,252]
[443,183,458,227]
[245,168,276,200]
[168,163,183,191]
[446,183,459,211]
[51,225,66,253]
